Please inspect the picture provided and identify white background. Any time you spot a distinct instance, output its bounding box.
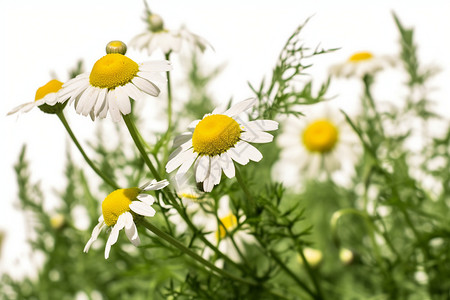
[1,0,449,277]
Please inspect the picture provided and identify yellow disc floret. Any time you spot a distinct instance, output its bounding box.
[35,80,64,101]
[348,51,373,62]
[216,213,238,240]
[102,188,140,226]
[302,119,339,153]
[192,114,241,156]
[89,54,139,89]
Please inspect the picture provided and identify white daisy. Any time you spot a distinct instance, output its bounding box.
[273,102,359,187]
[165,98,278,192]
[84,179,169,259]
[7,79,64,115]
[130,12,211,55]
[57,41,172,122]
[201,196,255,267]
[330,51,396,78]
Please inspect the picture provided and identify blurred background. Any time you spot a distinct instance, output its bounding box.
[1,0,449,279]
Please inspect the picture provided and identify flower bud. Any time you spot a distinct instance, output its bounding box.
[106,40,127,55]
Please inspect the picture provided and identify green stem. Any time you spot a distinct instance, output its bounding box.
[56,112,118,189]
[140,219,257,286]
[362,74,384,137]
[123,114,161,180]
[235,166,257,216]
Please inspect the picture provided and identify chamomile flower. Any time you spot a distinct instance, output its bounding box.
[273,103,359,186]
[330,51,396,78]
[201,196,255,266]
[7,80,66,115]
[84,179,169,259]
[57,41,172,122]
[166,98,278,192]
[130,11,211,55]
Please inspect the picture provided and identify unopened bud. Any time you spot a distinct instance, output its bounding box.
[106,41,127,55]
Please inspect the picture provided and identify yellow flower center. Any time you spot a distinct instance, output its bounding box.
[302,119,339,153]
[348,51,373,62]
[35,80,63,101]
[192,115,241,156]
[89,54,139,89]
[216,213,238,240]
[102,188,140,226]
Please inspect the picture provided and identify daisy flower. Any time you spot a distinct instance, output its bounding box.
[84,179,169,259]
[273,103,359,186]
[330,51,396,78]
[165,98,278,192]
[57,41,172,122]
[201,196,255,266]
[7,79,65,115]
[130,11,211,55]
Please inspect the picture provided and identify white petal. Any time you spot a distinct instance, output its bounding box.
[172,132,193,149]
[114,86,131,115]
[166,149,196,173]
[176,152,197,179]
[228,142,250,165]
[139,60,173,72]
[168,139,193,161]
[195,155,210,182]
[125,220,140,247]
[93,88,107,115]
[240,131,274,143]
[129,201,156,217]
[107,90,121,123]
[76,85,98,116]
[98,98,109,119]
[43,93,58,105]
[223,98,257,117]
[242,120,279,132]
[141,179,170,191]
[219,153,235,179]
[137,72,167,86]
[132,76,160,97]
[240,142,263,162]
[83,220,106,253]
[7,102,35,115]
[210,156,222,185]
[122,82,143,101]
[136,194,155,205]
[105,214,126,259]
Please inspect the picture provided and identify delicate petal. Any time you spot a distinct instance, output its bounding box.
[123,212,140,246]
[176,152,197,180]
[210,156,222,185]
[223,98,257,117]
[219,153,235,179]
[107,89,121,123]
[240,131,274,143]
[7,102,35,115]
[242,120,278,132]
[136,193,155,205]
[172,132,193,149]
[141,179,170,191]
[83,220,106,253]
[240,142,263,162]
[43,93,58,105]
[130,201,156,217]
[132,76,160,97]
[122,82,143,101]
[114,86,131,115]
[105,214,126,259]
[228,142,250,165]
[195,155,210,182]
[168,139,193,161]
[93,88,108,115]
[76,85,99,116]
[166,149,196,173]
[187,120,200,131]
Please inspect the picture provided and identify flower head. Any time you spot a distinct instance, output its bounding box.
[330,51,396,78]
[166,98,278,192]
[130,11,211,55]
[84,179,169,259]
[57,41,172,122]
[273,102,359,187]
[7,79,66,116]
